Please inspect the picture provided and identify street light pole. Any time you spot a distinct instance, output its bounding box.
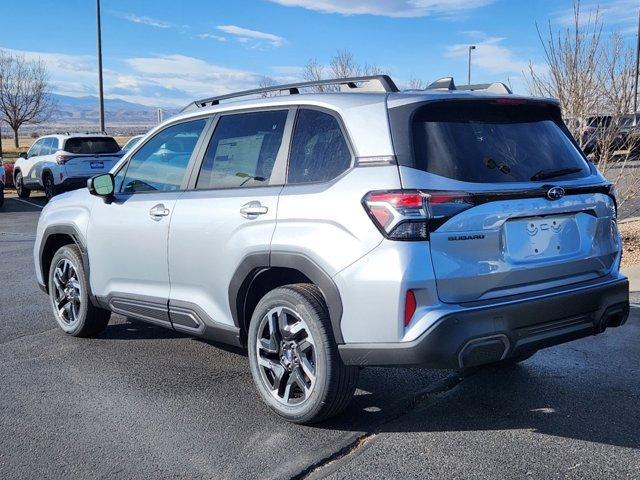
[96,0,105,133]
[468,45,476,85]
[633,9,640,115]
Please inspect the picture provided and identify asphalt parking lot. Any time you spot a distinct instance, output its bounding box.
[1,194,639,479]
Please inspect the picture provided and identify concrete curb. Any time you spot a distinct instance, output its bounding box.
[621,265,640,293]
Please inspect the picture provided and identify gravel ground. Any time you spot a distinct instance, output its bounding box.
[620,220,640,268]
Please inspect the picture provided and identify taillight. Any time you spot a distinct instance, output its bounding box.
[56,154,74,164]
[362,190,475,240]
[404,290,416,327]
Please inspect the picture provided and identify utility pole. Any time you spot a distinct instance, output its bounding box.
[468,45,476,85]
[96,0,105,133]
[634,9,640,115]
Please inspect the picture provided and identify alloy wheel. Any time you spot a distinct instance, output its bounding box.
[256,306,317,405]
[52,258,82,327]
[44,176,54,200]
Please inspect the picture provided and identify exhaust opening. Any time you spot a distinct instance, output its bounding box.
[458,335,509,369]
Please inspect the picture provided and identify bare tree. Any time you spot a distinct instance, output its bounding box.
[407,77,425,90]
[0,50,53,148]
[258,75,280,97]
[303,50,387,92]
[526,1,640,212]
[303,57,329,92]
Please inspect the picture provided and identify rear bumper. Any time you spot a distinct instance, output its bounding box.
[339,276,629,369]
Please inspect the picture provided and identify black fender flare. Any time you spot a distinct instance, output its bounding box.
[39,224,98,306]
[229,251,345,344]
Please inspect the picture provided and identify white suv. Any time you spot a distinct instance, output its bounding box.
[34,76,629,423]
[13,134,123,200]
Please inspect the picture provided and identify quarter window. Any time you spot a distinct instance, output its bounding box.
[196,110,288,190]
[287,109,351,184]
[118,119,206,193]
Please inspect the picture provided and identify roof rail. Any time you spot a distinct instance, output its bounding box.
[425,77,512,94]
[181,75,399,112]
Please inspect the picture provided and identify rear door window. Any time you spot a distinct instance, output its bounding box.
[287,109,352,184]
[28,139,45,158]
[45,137,58,154]
[410,101,590,183]
[64,137,121,155]
[196,110,288,189]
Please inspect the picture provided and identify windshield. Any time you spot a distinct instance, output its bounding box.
[410,101,590,183]
[64,137,121,155]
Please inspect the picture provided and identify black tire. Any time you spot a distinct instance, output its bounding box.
[0,187,4,208]
[248,284,359,424]
[15,171,31,198]
[48,244,110,337]
[43,172,57,201]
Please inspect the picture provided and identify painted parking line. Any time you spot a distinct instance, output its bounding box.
[9,197,44,209]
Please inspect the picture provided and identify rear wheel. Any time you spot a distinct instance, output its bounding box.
[0,187,4,208]
[48,244,111,337]
[15,171,31,198]
[248,284,359,424]
[43,172,57,201]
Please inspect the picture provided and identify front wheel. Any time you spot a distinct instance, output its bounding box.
[248,284,359,424]
[15,171,31,198]
[48,244,111,337]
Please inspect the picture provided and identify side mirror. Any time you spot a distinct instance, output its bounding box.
[19,152,27,159]
[88,173,115,198]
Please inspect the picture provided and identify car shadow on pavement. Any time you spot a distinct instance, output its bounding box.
[322,359,640,451]
[100,318,187,341]
[1,196,47,213]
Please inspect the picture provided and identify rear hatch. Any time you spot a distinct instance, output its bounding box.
[389,97,620,303]
[60,136,123,177]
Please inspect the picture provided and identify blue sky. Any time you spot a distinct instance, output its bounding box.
[0,0,638,107]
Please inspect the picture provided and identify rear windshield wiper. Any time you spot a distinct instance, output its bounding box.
[530,167,582,181]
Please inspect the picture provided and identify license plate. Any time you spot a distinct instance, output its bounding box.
[90,161,104,169]
[505,215,580,261]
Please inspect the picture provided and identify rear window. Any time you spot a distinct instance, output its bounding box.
[410,101,590,183]
[64,137,121,155]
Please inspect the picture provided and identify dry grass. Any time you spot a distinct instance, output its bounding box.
[1,137,33,155]
[620,221,640,268]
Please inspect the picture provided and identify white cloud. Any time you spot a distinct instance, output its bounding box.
[216,25,286,47]
[0,47,266,107]
[122,13,173,28]
[268,0,493,17]
[197,33,228,42]
[446,37,531,76]
[122,54,262,105]
[555,0,639,34]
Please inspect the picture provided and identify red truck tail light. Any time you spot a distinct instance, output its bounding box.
[362,190,475,240]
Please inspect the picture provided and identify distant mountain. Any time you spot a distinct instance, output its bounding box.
[48,94,177,126]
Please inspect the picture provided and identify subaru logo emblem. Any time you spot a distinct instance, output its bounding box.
[546,186,565,200]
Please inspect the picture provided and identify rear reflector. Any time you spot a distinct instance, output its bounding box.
[404,290,416,327]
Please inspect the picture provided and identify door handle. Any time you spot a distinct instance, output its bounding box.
[240,201,268,219]
[149,203,170,220]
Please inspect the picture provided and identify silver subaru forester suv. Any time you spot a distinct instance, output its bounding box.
[34,76,629,423]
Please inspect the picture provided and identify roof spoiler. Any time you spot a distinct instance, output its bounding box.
[425,77,513,94]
